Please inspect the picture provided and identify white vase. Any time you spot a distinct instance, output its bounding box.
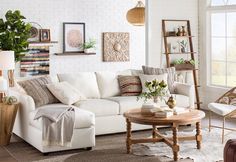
[84,48,94,53]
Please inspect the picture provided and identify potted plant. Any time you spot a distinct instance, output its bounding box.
[172,58,196,70]
[82,39,96,53]
[179,40,188,53]
[0,10,31,62]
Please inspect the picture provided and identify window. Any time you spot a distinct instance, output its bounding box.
[209,0,236,87]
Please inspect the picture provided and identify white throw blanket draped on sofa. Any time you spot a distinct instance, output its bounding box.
[34,107,75,147]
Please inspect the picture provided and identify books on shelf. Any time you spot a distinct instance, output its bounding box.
[20,46,50,77]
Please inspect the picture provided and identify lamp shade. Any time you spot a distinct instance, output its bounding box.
[0,51,15,70]
[126,1,145,26]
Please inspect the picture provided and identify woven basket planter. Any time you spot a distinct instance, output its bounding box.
[171,63,195,71]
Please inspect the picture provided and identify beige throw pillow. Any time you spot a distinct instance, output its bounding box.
[138,73,169,94]
[142,66,176,93]
[47,82,86,105]
[18,76,59,107]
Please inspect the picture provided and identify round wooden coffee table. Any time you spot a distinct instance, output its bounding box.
[123,108,205,161]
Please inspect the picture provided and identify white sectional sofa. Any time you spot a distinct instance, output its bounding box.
[10,69,194,153]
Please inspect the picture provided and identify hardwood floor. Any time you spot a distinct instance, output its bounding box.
[0,110,236,162]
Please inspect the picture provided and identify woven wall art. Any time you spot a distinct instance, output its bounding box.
[103,32,129,62]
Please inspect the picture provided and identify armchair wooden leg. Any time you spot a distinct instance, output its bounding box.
[222,117,225,144]
[209,111,212,132]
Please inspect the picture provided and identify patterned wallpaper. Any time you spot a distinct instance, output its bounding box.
[0,0,146,74]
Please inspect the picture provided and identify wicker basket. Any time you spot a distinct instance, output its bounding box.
[171,63,195,71]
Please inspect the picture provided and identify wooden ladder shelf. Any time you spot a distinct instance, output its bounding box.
[162,19,201,110]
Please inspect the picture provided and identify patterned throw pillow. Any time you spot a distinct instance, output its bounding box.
[18,76,59,107]
[142,66,176,93]
[118,76,142,96]
[217,87,236,105]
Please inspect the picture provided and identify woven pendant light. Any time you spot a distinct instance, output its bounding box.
[126,1,145,26]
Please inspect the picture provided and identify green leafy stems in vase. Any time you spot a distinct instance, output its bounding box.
[137,79,168,104]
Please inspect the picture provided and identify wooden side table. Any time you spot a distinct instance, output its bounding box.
[0,103,19,146]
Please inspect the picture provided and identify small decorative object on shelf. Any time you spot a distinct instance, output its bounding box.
[172,58,196,70]
[165,95,177,109]
[2,96,17,105]
[137,79,168,116]
[179,40,188,53]
[182,26,188,36]
[176,27,182,36]
[166,31,176,36]
[82,39,96,53]
[40,29,51,42]
[28,22,42,43]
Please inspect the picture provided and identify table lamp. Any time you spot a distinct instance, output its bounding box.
[0,51,15,102]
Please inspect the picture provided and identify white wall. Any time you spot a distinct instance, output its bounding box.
[147,0,199,67]
[0,0,145,74]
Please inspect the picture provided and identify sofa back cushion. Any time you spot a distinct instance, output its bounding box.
[57,72,100,98]
[18,76,59,107]
[142,66,176,93]
[96,72,120,98]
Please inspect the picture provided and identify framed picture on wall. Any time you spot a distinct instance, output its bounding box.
[63,22,85,53]
[40,29,51,42]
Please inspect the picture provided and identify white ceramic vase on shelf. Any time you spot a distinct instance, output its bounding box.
[84,48,94,53]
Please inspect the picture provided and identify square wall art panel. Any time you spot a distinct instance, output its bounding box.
[103,32,129,62]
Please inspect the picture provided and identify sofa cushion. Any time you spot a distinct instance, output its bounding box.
[57,72,100,99]
[18,76,59,107]
[118,75,142,96]
[96,72,120,98]
[47,81,86,105]
[74,99,119,117]
[29,104,95,130]
[208,103,236,116]
[107,94,190,114]
[106,96,144,114]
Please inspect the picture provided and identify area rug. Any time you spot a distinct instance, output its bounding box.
[5,130,193,162]
[132,128,231,162]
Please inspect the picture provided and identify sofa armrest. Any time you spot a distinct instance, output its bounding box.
[8,88,35,137]
[173,82,195,109]
[8,88,35,113]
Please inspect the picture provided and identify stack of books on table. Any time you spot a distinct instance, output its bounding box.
[141,103,159,116]
[173,107,190,115]
[154,109,173,118]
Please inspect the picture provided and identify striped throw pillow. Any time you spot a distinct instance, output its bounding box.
[18,76,59,107]
[118,76,142,96]
[142,66,176,93]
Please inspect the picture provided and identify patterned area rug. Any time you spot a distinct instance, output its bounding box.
[132,128,230,162]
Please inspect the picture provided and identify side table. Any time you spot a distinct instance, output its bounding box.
[0,103,19,145]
